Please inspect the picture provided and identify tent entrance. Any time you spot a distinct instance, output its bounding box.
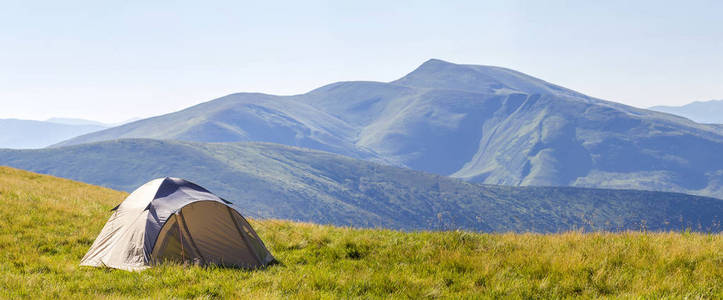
[150,201,266,268]
[151,214,204,265]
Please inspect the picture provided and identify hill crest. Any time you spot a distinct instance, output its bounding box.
[3,139,721,232]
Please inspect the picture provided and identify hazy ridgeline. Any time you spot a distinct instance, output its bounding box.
[650,99,723,124]
[0,119,107,149]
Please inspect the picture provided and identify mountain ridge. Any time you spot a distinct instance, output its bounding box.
[3,138,721,232]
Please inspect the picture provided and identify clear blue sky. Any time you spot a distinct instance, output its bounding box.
[1,0,721,123]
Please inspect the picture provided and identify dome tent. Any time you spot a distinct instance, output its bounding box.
[80,177,274,271]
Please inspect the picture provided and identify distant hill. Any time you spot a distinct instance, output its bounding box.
[53,60,723,199]
[46,118,110,127]
[0,119,107,149]
[2,139,720,232]
[650,100,723,124]
[47,117,142,127]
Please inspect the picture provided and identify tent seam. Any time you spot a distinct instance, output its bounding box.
[226,206,262,266]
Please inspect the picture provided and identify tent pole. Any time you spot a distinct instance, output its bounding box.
[178,210,207,266]
[180,218,184,262]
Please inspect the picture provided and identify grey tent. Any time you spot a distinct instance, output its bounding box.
[80,177,274,271]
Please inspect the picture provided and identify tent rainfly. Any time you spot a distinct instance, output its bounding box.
[80,177,275,271]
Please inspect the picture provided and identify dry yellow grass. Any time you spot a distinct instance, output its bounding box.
[0,166,721,298]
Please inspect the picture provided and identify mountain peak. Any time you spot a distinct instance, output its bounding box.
[419,58,456,67]
[404,58,467,77]
[393,59,570,96]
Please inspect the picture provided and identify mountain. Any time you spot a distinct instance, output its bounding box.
[54,59,723,198]
[0,119,107,149]
[650,100,723,124]
[2,139,720,232]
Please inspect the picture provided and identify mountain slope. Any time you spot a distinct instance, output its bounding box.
[54,93,386,163]
[650,100,723,124]
[2,166,719,298]
[2,139,721,232]
[54,59,723,198]
[0,119,107,149]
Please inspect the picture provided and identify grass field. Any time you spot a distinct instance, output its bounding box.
[0,166,721,299]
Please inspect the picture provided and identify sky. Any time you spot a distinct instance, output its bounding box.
[1,0,721,123]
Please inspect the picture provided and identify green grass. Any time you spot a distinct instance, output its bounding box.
[1,166,721,299]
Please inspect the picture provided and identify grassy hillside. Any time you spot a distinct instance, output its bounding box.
[0,167,721,298]
[2,139,721,233]
[54,59,723,199]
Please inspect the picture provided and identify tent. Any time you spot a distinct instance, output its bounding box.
[80,177,275,271]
